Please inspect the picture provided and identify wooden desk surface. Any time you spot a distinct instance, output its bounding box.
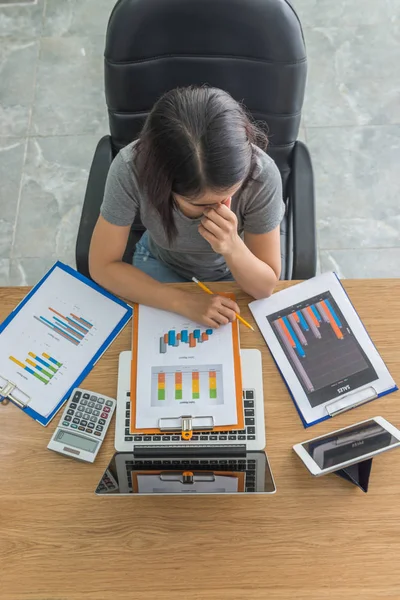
[1,280,400,600]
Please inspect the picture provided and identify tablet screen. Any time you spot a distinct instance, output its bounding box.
[302,420,399,470]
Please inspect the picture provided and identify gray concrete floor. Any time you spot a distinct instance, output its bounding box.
[0,0,399,285]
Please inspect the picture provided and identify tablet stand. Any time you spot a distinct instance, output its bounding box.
[333,458,373,493]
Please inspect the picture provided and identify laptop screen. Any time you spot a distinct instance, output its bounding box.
[95,451,276,495]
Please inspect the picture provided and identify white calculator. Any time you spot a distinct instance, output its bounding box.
[47,388,116,463]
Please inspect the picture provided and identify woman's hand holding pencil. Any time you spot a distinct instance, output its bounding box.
[179,283,240,329]
[192,277,254,331]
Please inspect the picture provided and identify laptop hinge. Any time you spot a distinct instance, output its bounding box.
[133,444,246,458]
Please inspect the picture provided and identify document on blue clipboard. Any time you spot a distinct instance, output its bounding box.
[249,272,397,427]
[0,262,132,425]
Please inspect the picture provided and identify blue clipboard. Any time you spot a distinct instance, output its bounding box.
[250,272,398,428]
[0,261,132,426]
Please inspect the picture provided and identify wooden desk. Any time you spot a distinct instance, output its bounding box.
[1,281,400,600]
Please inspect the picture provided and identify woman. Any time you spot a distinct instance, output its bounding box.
[89,86,284,328]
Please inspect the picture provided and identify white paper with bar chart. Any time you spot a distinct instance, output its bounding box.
[249,272,397,427]
[130,303,243,432]
[0,263,131,422]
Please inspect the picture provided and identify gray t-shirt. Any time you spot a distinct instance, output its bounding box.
[100,141,285,281]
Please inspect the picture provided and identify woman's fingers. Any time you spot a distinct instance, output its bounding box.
[208,296,239,325]
[220,296,240,314]
[202,208,229,230]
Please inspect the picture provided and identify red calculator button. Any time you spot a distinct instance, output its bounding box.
[103,406,111,413]
[101,412,107,419]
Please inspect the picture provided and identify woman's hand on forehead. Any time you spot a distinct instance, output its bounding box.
[199,197,239,255]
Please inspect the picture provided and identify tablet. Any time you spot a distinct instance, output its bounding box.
[293,416,400,476]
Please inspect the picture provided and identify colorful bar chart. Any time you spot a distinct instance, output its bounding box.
[151,365,223,406]
[209,370,217,399]
[34,307,93,346]
[175,372,183,400]
[271,296,345,393]
[160,328,213,353]
[9,351,62,385]
[267,291,379,407]
[274,302,343,349]
[192,371,200,399]
[320,300,343,339]
[157,372,166,400]
[273,320,314,392]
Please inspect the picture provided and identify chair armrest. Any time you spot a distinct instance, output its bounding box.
[289,140,317,279]
[75,136,113,278]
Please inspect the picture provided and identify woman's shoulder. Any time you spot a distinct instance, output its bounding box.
[117,139,140,167]
[250,144,280,182]
[110,140,142,190]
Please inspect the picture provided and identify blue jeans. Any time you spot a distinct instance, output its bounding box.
[133,232,234,283]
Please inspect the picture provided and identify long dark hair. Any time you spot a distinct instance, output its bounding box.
[136,86,268,242]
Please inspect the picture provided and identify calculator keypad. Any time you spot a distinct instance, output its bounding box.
[60,389,115,439]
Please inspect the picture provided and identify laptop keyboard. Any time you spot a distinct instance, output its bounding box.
[124,457,257,492]
[123,389,257,443]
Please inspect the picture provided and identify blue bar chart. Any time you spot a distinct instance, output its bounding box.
[160,328,213,354]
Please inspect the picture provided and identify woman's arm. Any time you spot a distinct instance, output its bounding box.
[89,216,184,310]
[89,215,240,327]
[225,227,281,299]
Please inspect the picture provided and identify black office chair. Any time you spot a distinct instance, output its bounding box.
[76,0,316,280]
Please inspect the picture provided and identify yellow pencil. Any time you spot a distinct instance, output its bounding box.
[192,277,255,332]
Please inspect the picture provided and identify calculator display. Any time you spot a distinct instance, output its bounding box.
[56,429,99,453]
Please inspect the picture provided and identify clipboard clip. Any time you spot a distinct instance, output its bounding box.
[158,415,214,441]
[160,471,215,484]
[181,416,193,441]
[325,386,378,417]
[0,378,31,409]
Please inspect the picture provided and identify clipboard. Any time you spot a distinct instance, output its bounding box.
[249,272,398,428]
[0,261,132,426]
[130,298,244,436]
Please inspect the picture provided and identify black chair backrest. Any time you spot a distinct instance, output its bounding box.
[105,0,307,199]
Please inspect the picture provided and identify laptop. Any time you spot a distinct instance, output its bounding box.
[115,349,266,451]
[95,349,276,495]
[96,450,275,495]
